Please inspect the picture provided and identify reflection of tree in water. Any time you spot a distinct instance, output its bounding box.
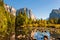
[15,27,60,40]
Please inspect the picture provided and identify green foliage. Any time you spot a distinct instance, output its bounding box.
[28,18,33,24]
[16,10,30,37]
[16,11,29,26]
[48,18,58,24]
[5,11,15,33]
[16,13,25,26]
[0,5,7,34]
[57,18,60,24]
[0,3,15,40]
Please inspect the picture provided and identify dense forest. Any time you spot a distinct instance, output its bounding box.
[0,1,15,40]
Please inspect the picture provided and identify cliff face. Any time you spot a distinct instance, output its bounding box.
[4,4,16,16]
[49,8,60,19]
[16,8,36,20]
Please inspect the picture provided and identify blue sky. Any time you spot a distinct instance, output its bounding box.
[4,0,60,19]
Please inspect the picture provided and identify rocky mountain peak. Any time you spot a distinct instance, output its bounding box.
[49,8,60,19]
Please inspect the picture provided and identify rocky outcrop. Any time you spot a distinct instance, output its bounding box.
[49,8,60,19]
[16,8,36,20]
[4,4,16,16]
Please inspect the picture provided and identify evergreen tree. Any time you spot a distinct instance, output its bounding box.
[57,18,60,24]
